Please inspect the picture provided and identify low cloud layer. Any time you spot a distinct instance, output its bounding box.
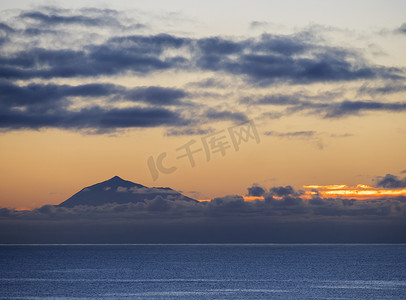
[376,174,406,188]
[1,182,405,243]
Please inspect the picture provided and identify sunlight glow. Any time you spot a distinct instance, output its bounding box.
[303,184,406,199]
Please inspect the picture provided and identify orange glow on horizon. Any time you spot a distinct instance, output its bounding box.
[14,207,32,211]
[243,196,265,201]
[241,184,406,202]
[303,184,406,200]
[303,185,348,190]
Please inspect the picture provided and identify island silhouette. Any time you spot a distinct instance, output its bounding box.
[58,176,197,207]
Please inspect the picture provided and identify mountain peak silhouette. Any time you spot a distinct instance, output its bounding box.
[58,177,196,208]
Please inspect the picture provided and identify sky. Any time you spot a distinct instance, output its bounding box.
[0,1,405,242]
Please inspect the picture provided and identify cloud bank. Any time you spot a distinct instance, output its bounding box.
[1,7,405,132]
[1,182,405,243]
[376,174,406,188]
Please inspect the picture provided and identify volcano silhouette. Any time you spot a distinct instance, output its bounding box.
[58,176,197,208]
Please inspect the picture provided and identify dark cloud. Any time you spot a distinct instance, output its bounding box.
[251,33,311,56]
[358,83,406,95]
[342,199,356,206]
[261,111,284,120]
[0,81,188,109]
[109,34,189,54]
[329,133,353,138]
[257,94,303,106]
[0,22,15,33]
[22,27,58,37]
[2,190,404,221]
[126,86,187,105]
[195,34,402,85]
[247,87,406,119]
[0,106,189,130]
[0,9,403,84]
[308,197,326,205]
[0,7,405,133]
[253,90,343,106]
[209,195,246,212]
[322,101,406,118]
[18,8,135,29]
[264,131,315,137]
[187,78,229,89]
[85,34,189,76]
[0,34,189,79]
[1,191,405,243]
[267,186,298,198]
[165,127,213,136]
[20,11,111,27]
[247,185,265,196]
[376,174,406,188]
[0,80,192,130]
[249,21,269,29]
[12,8,145,43]
[204,108,248,123]
[197,37,243,55]
[0,79,248,132]
[397,23,406,34]
[1,180,406,243]
[280,99,406,119]
[0,81,70,112]
[265,195,304,208]
[264,186,304,208]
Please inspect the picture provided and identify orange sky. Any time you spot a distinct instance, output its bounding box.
[0,122,405,209]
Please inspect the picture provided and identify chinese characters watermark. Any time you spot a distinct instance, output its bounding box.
[147,120,260,181]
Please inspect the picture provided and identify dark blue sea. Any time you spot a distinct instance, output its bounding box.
[0,244,405,299]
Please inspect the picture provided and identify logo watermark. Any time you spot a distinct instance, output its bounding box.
[147,121,260,181]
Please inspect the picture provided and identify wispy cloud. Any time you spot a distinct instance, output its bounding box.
[264,130,316,137]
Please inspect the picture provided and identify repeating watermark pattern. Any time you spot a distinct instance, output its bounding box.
[147,121,260,181]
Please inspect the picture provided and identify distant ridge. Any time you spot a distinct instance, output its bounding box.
[58,176,197,208]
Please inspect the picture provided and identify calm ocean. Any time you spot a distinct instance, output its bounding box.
[0,244,405,299]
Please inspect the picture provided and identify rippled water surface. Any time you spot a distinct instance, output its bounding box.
[0,244,405,299]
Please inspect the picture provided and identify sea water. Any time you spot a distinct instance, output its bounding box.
[0,244,405,299]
